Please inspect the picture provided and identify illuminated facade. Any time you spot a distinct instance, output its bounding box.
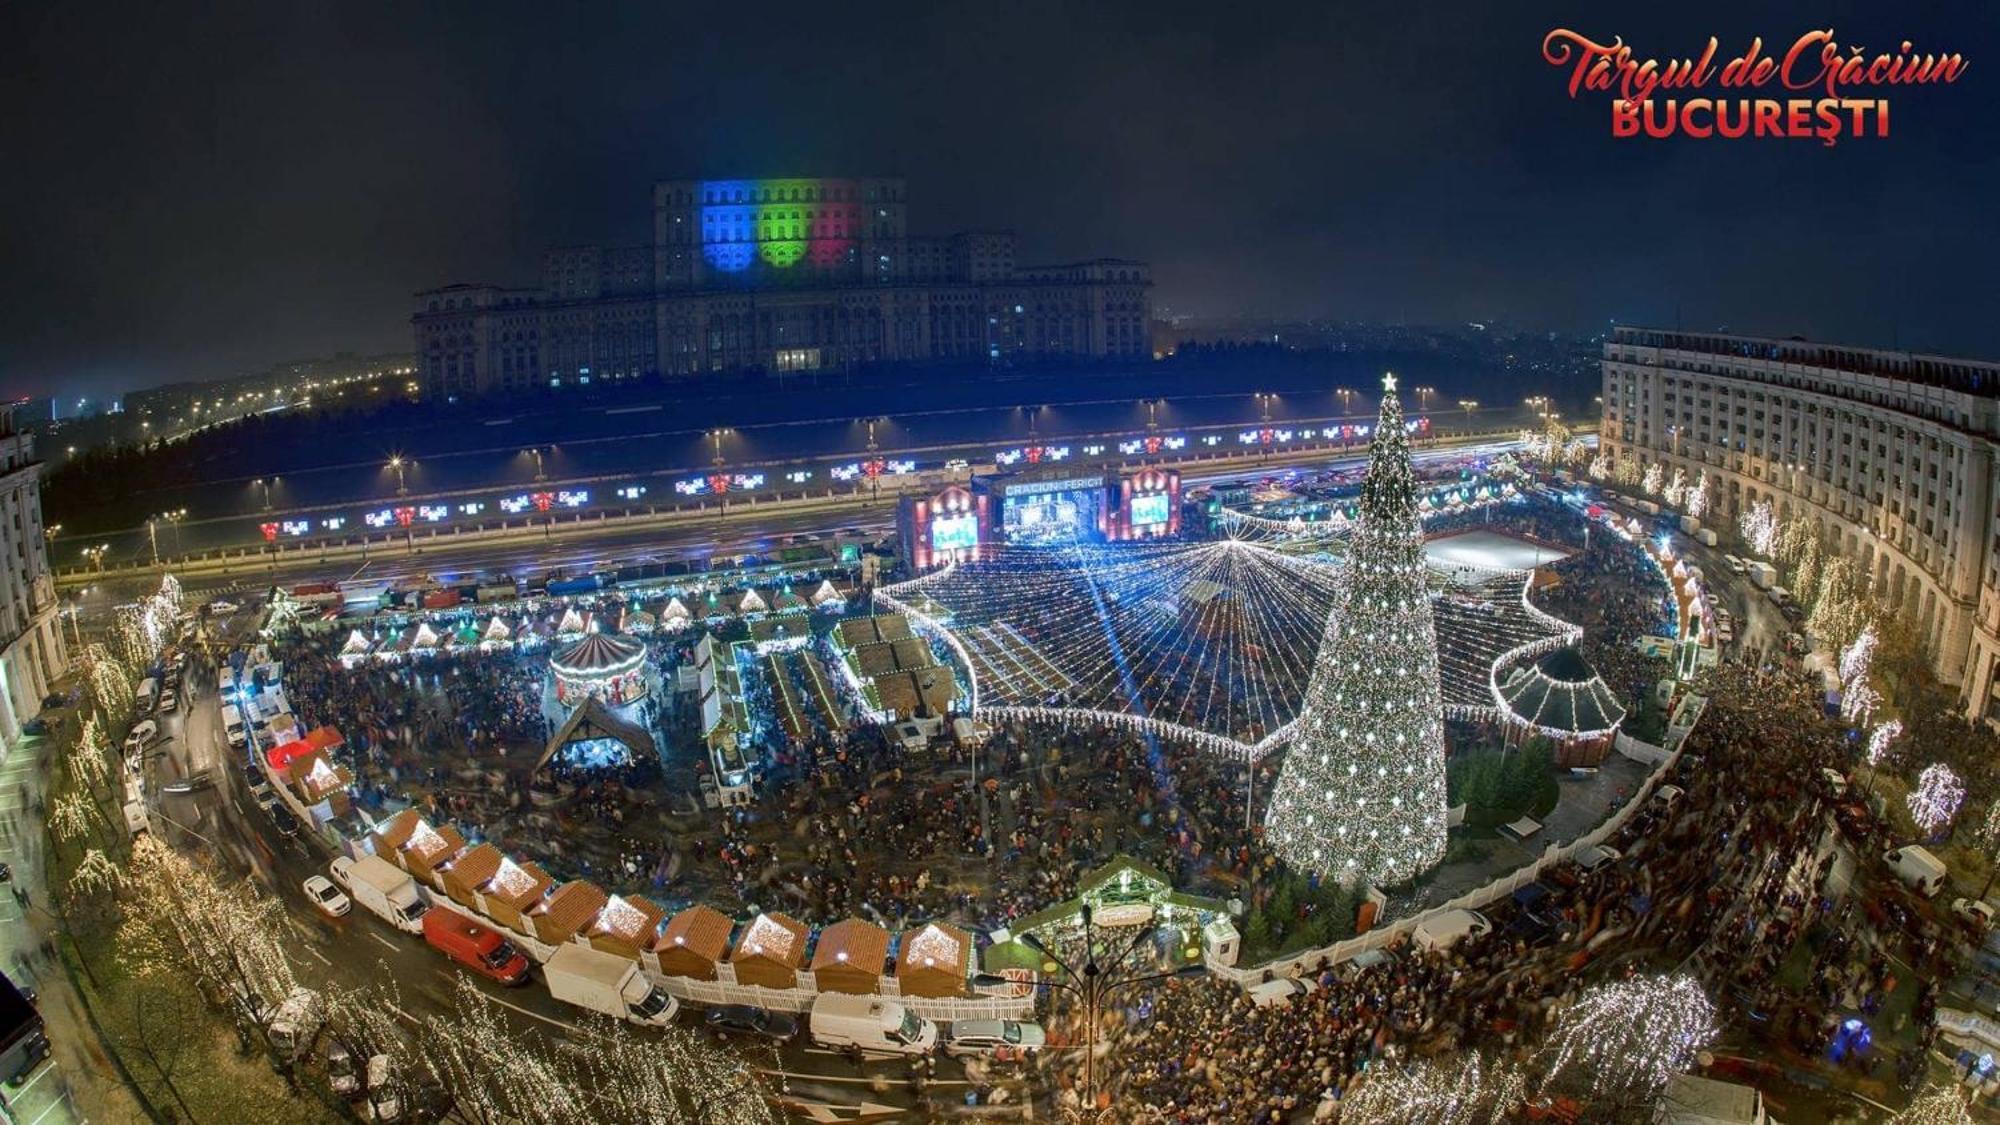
[1600,327,2000,723]
[416,177,1150,399]
[0,408,66,752]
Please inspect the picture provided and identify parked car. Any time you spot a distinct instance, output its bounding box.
[365,1054,403,1123]
[209,600,240,615]
[328,856,356,890]
[1247,977,1320,1008]
[703,1004,800,1043]
[326,1043,362,1097]
[1953,899,1996,930]
[1652,784,1686,808]
[271,805,301,836]
[123,721,158,753]
[1412,909,1492,952]
[942,1019,1046,1059]
[157,690,178,713]
[303,875,351,918]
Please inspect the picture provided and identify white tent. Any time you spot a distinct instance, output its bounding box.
[556,606,587,635]
[810,579,843,607]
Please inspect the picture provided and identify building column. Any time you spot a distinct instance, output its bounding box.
[1943,445,1993,691]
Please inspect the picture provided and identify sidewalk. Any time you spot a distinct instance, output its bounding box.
[0,721,143,1125]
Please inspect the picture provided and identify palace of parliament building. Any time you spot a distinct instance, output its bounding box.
[415,177,1151,400]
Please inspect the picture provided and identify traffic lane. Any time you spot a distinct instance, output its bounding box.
[202,761,953,1108]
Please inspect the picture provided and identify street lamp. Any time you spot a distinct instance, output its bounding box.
[162,508,187,557]
[1459,399,1479,415]
[1335,387,1354,415]
[523,446,550,483]
[82,544,108,573]
[386,455,411,496]
[860,418,888,504]
[1415,385,1436,413]
[1010,905,1208,1113]
[253,478,275,512]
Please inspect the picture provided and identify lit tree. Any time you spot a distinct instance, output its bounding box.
[1889,1086,1975,1125]
[1980,802,2000,899]
[1775,515,1817,568]
[82,643,134,724]
[49,788,110,851]
[1685,471,1710,519]
[66,718,111,800]
[1641,462,1664,496]
[1536,974,1718,1113]
[1866,720,1904,770]
[1340,1053,1526,1124]
[1810,557,1868,650]
[1586,454,1610,481]
[415,976,588,1125]
[1266,374,1449,887]
[118,836,298,1048]
[1908,764,1965,837]
[559,1011,775,1123]
[1840,679,1880,725]
[1739,499,1778,557]
[1840,626,1879,685]
[1614,457,1642,487]
[69,849,124,897]
[1791,536,1823,608]
[1662,468,1687,508]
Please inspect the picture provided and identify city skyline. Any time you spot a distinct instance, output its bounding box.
[4,0,1996,400]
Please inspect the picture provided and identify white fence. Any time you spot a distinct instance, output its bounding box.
[1211,695,1708,986]
[652,973,1034,1020]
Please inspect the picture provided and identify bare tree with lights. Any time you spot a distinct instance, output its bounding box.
[1266,374,1448,887]
[1888,1085,1976,1124]
[1739,499,1778,557]
[1535,974,1719,1114]
[1338,1052,1526,1123]
[1908,763,1966,837]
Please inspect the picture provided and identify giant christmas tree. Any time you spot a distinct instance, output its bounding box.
[1265,373,1448,886]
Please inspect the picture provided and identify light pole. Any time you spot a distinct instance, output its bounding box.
[386,455,410,496]
[1335,386,1353,416]
[708,429,732,513]
[1415,385,1435,413]
[1254,393,1275,460]
[1142,398,1162,462]
[162,508,187,557]
[146,517,160,566]
[862,418,884,505]
[524,446,549,483]
[1013,905,1207,1113]
[253,477,274,512]
[83,544,107,573]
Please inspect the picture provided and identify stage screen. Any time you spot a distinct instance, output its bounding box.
[931,513,979,552]
[1131,492,1171,528]
[1003,482,1101,545]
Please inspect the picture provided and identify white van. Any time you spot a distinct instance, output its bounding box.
[135,676,159,713]
[1654,1073,1769,1123]
[808,994,938,1057]
[1883,846,1948,898]
[1411,909,1492,953]
[221,704,246,750]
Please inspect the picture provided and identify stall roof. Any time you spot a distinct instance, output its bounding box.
[535,698,657,773]
[811,918,890,974]
[654,904,734,961]
[896,921,973,975]
[591,894,666,946]
[534,881,609,939]
[731,912,809,967]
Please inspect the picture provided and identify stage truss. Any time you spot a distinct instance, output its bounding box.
[876,534,1578,760]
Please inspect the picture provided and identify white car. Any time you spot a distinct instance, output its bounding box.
[1412,908,1493,952]
[366,1055,403,1123]
[158,691,179,713]
[327,856,356,891]
[326,1043,362,1097]
[942,1019,1047,1058]
[1247,977,1320,1008]
[1652,784,1686,808]
[1953,899,1995,929]
[303,875,350,918]
[209,600,240,615]
[123,721,158,752]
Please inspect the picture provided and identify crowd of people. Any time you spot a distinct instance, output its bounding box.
[1071,663,1914,1120]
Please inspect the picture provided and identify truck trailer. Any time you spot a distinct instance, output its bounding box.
[348,855,429,933]
[543,944,678,1026]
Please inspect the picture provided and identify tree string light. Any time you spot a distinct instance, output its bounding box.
[1537,974,1718,1109]
[1264,375,1449,887]
[1909,763,1965,836]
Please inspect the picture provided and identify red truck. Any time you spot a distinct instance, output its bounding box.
[421,908,531,985]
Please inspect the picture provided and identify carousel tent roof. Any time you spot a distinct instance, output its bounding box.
[556,607,587,635]
[1497,646,1628,736]
[535,697,657,773]
[340,629,373,656]
[810,580,842,606]
[550,632,645,678]
[660,596,692,622]
[482,616,511,641]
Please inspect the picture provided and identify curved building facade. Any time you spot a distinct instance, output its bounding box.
[1600,327,2000,722]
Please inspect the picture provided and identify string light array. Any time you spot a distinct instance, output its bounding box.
[1740,499,1778,557]
[1537,974,1718,1106]
[1888,1086,1976,1125]
[1909,763,1965,836]
[1340,1053,1526,1124]
[1867,720,1904,768]
[1264,376,1450,887]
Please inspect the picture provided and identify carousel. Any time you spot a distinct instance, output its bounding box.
[549,630,649,708]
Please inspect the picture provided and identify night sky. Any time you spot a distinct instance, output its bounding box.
[3,0,1994,399]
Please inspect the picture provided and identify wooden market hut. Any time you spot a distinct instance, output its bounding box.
[894,922,975,998]
[438,843,504,910]
[528,880,609,947]
[475,856,554,934]
[587,894,667,960]
[809,918,891,996]
[727,911,809,990]
[651,905,735,981]
[399,819,467,887]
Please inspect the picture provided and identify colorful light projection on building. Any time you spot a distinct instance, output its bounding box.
[698,178,860,275]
